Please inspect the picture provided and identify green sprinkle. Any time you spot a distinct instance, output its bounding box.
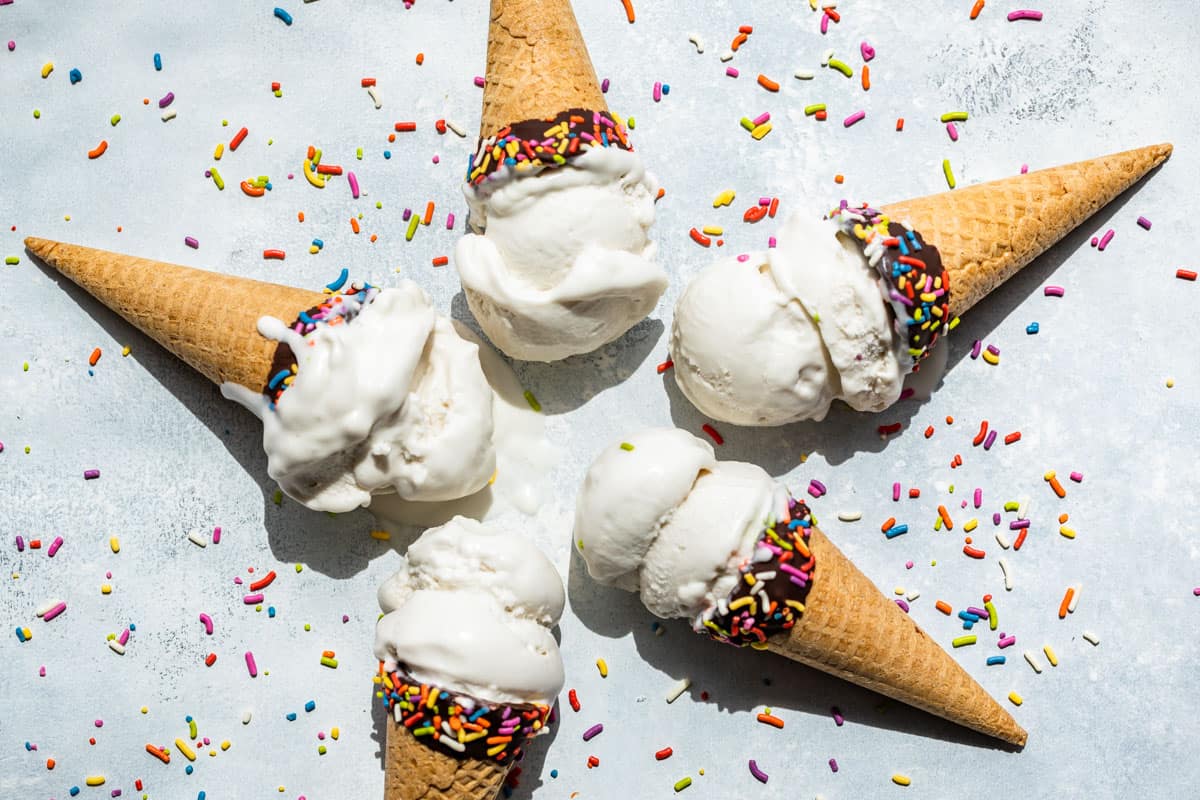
[523,390,542,412]
[210,167,225,191]
[940,111,969,122]
[311,149,322,167]
[952,635,977,648]
[222,119,229,126]
[33,109,40,119]
[620,442,635,452]
[627,116,636,129]
[272,489,282,505]
[405,214,420,241]
[804,103,827,116]
[110,114,121,126]
[304,623,311,631]
[948,484,954,493]
[576,538,584,550]
[827,59,853,77]
[267,138,273,145]
[1004,501,1020,512]
[295,563,303,573]
[320,657,339,669]
[23,362,29,372]
[739,117,755,131]
[356,147,363,160]
[5,256,19,266]
[673,777,693,792]
[375,201,382,209]
[942,158,956,189]
[317,745,327,755]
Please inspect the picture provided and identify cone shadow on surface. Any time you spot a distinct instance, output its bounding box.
[27,247,383,580]
[566,553,1018,752]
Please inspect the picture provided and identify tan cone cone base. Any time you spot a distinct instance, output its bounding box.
[480,0,608,141]
[385,718,510,800]
[25,238,325,393]
[880,143,1172,315]
[765,526,1027,746]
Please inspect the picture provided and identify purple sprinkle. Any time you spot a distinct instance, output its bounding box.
[16,536,24,552]
[726,67,739,78]
[986,344,1001,356]
[992,512,1002,525]
[341,614,349,623]
[83,469,101,480]
[1137,216,1152,230]
[810,479,827,494]
[831,706,844,726]
[600,78,610,93]
[1010,519,1031,530]
[970,339,982,359]
[966,606,988,618]
[402,208,412,221]
[895,598,910,613]
[749,760,769,784]
[1069,471,1083,483]
[1044,285,1065,297]
[158,91,174,109]
[829,758,839,773]
[983,430,997,450]
[582,723,603,741]
[204,170,212,178]
[184,236,199,249]
[1098,229,1115,251]
[898,387,914,400]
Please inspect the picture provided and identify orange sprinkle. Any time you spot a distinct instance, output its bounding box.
[1046,472,1067,498]
[938,505,954,529]
[306,145,315,160]
[656,187,666,200]
[46,758,55,770]
[935,600,953,615]
[896,117,906,131]
[87,140,108,159]
[814,110,827,121]
[861,64,871,90]
[297,211,305,223]
[823,7,841,22]
[757,74,780,92]
[620,0,635,23]
[970,0,985,19]
[1058,513,1069,524]
[88,348,101,366]
[1058,587,1074,619]
[423,201,435,226]
[415,52,425,65]
[945,415,954,424]
[432,256,449,267]
[321,650,335,658]
[881,517,896,533]
[739,25,753,34]
[350,217,360,234]
[369,234,378,242]
[388,133,396,143]
[834,174,844,184]
[731,32,748,51]
[145,744,170,764]
[756,713,785,729]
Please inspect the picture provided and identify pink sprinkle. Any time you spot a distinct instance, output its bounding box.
[446,213,456,230]
[1020,164,1029,174]
[1137,216,1152,230]
[243,593,264,605]
[1098,229,1115,251]
[767,236,777,248]
[473,76,485,88]
[233,577,243,585]
[905,560,914,569]
[892,482,901,501]
[342,614,349,623]
[39,666,45,676]
[736,253,750,262]
[860,41,875,61]
[212,526,221,544]
[431,154,439,164]
[831,706,844,726]
[245,651,258,677]
[1194,588,1200,596]
[199,613,214,635]
[974,488,983,508]
[820,11,831,34]
[1008,9,1044,21]
[42,602,67,622]
[726,67,739,78]
[758,197,771,206]
[47,536,64,557]
[1069,471,1084,483]
[117,628,130,646]
[348,171,360,199]
[184,236,199,249]
[1090,236,1099,247]
[1044,285,1065,297]
[6,40,14,51]
[997,635,1016,648]
[94,719,103,728]
[843,110,866,128]
[946,122,959,141]
[652,81,662,102]
[752,112,771,126]
[84,469,100,480]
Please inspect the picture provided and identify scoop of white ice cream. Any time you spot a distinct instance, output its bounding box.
[574,429,784,624]
[671,212,904,426]
[375,516,565,705]
[222,282,496,513]
[455,147,667,361]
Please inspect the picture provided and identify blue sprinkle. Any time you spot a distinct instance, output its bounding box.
[185,764,194,775]
[298,311,315,325]
[286,712,297,721]
[15,627,26,642]
[958,610,981,622]
[961,619,975,630]
[268,606,275,618]
[304,700,316,712]
[884,524,908,539]
[186,715,193,722]
[325,267,349,292]
[154,53,162,71]
[70,788,80,797]
[24,741,32,751]
[129,623,136,630]
[199,792,206,800]
[268,369,291,390]
[311,238,324,249]
[662,84,671,95]
[69,68,82,84]
[1026,322,1039,334]
[274,7,293,25]
[550,769,559,779]
[383,150,391,159]
[986,655,1006,666]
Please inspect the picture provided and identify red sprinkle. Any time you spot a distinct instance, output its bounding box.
[262,249,286,260]
[923,425,934,438]
[229,126,249,151]
[701,424,724,445]
[394,122,417,132]
[361,78,377,87]
[1004,432,1022,445]
[878,422,902,435]
[689,228,712,247]
[1177,269,1197,281]
[248,570,276,592]
[656,359,674,374]
[655,747,673,761]
[896,117,905,131]
[963,545,986,559]
[431,256,449,267]
[568,689,580,712]
[204,653,217,667]
[587,755,600,768]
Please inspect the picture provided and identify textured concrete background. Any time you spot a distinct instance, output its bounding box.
[2,1,1198,798]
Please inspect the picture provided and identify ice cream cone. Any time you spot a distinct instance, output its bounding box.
[479,0,608,141]
[25,237,324,393]
[765,525,1026,746]
[880,143,1172,315]
[384,718,510,800]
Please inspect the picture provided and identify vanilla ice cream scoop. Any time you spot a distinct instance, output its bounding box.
[222,282,496,513]
[455,111,667,361]
[375,516,565,705]
[671,212,906,426]
[575,428,789,624]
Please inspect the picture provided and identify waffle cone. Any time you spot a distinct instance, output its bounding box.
[479,0,608,141]
[25,238,324,393]
[880,143,1172,315]
[765,526,1027,746]
[384,717,510,800]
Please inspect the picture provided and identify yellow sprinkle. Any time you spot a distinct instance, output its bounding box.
[981,348,1000,365]
[713,190,736,207]
[701,225,724,236]
[963,518,978,532]
[331,727,340,740]
[1043,644,1059,667]
[1166,378,1175,388]
[109,537,120,553]
[100,584,112,594]
[121,346,131,356]
[1059,525,1076,539]
[369,530,391,541]
[175,738,197,761]
[596,659,608,678]
[743,572,757,586]
[41,62,54,79]
[85,776,106,787]
[214,143,224,160]
[942,158,956,189]
[750,122,773,140]
[892,774,912,787]
[141,706,148,714]
[1008,691,1024,706]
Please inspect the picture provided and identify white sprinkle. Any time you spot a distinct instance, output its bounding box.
[995,531,1011,549]
[161,109,177,123]
[242,710,253,725]
[187,529,209,548]
[1082,631,1100,646]
[794,69,815,80]
[998,557,1013,591]
[445,119,467,137]
[438,734,466,753]
[35,599,63,617]
[366,86,382,109]
[665,677,691,704]
[687,33,705,53]
[108,640,126,655]
[1017,495,1031,520]
[719,50,735,62]
[906,590,921,602]
[1067,583,1081,613]
[1023,650,1043,674]
[837,510,862,522]
[756,571,777,581]
[821,48,835,66]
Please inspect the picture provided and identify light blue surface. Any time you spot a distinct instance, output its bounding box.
[2,1,1198,798]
